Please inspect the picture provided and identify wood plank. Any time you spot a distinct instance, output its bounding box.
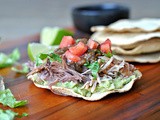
[0,34,160,120]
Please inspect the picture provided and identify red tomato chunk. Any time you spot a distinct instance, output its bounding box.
[69,42,88,56]
[87,39,99,49]
[65,50,81,62]
[59,36,75,48]
[100,39,112,54]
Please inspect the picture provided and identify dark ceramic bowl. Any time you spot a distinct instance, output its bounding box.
[72,3,130,34]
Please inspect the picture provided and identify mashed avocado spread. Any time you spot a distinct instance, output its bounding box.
[55,75,136,97]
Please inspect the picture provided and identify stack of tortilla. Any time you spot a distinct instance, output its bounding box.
[90,18,160,63]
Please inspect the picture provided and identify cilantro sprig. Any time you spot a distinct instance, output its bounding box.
[0,109,28,120]
[36,53,62,66]
[0,89,27,108]
[0,77,28,119]
[0,48,20,68]
[103,52,113,58]
[84,61,100,79]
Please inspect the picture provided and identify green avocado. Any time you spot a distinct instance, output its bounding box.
[55,75,135,97]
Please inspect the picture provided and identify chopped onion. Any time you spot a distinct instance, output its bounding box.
[81,69,91,75]
[96,73,101,84]
[100,57,114,72]
[81,81,90,89]
[108,60,125,73]
[89,75,94,86]
[91,81,98,93]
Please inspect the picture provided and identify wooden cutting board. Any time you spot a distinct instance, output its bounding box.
[0,34,160,120]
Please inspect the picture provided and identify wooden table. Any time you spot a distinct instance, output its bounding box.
[0,34,160,120]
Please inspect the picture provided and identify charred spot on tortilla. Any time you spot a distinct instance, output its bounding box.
[27,37,142,101]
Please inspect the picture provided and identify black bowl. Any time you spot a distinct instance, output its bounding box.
[72,3,130,34]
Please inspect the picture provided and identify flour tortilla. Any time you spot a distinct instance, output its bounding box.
[91,31,160,49]
[114,52,160,63]
[112,39,160,55]
[91,18,160,33]
[28,70,142,101]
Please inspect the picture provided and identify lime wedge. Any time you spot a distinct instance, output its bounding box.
[40,27,73,46]
[28,43,58,61]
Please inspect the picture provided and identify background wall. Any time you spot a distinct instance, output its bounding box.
[0,0,160,40]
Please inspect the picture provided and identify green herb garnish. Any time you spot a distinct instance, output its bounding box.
[104,52,113,58]
[0,48,20,68]
[0,89,27,108]
[35,53,62,66]
[84,61,100,79]
[16,112,28,118]
[0,109,18,120]
[0,109,28,120]
[49,53,62,62]
[35,56,44,66]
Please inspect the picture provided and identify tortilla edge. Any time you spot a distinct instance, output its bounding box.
[29,70,142,101]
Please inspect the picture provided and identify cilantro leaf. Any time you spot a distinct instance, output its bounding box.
[35,53,62,66]
[104,52,113,58]
[0,89,27,108]
[16,112,28,118]
[0,109,28,120]
[38,53,48,60]
[84,61,100,79]
[0,48,20,68]
[49,53,62,63]
[0,109,18,120]
[35,57,44,66]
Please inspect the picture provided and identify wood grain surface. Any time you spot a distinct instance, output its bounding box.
[0,34,160,120]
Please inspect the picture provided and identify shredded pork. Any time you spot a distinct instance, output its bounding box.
[27,54,136,92]
[27,58,89,86]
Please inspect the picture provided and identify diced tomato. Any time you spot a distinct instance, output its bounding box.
[69,42,88,56]
[100,39,112,54]
[87,39,99,49]
[59,36,75,48]
[65,50,81,62]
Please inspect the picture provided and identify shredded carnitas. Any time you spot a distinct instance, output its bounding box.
[27,55,136,93]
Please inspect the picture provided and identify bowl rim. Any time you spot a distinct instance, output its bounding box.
[72,3,129,15]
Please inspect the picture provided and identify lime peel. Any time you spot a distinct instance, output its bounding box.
[27,43,58,61]
[40,27,73,46]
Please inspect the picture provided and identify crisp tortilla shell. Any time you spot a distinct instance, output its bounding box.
[112,39,160,55]
[114,52,160,63]
[91,31,160,48]
[28,70,142,101]
[91,18,160,33]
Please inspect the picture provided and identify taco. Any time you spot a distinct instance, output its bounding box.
[27,36,142,101]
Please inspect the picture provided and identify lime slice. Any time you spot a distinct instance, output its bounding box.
[28,43,58,61]
[40,27,73,46]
